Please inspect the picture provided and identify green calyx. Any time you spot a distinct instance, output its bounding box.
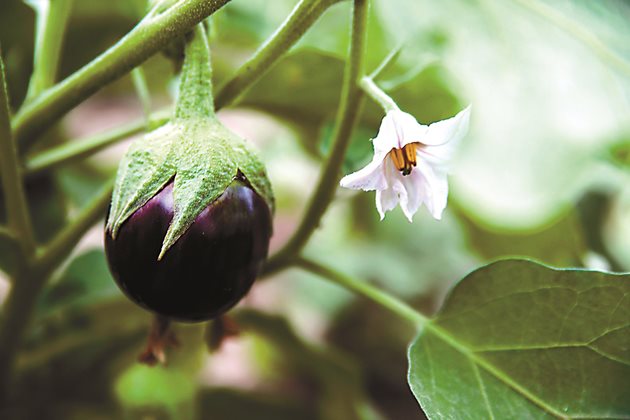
[106,24,274,259]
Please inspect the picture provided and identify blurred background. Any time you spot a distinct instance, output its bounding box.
[1,0,629,418]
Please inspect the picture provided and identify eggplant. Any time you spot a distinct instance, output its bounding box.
[104,176,272,322]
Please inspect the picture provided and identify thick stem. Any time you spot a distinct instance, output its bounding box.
[360,76,399,112]
[0,267,44,403]
[0,178,113,400]
[13,0,232,152]
[0,54,36,257]
[295,257,427,327]
[266,0,368,270]
[26,0,75,99]
[174,24,215,120]
[215,0,337,108]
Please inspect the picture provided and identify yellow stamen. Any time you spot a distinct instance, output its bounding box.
[390,148,405,171]
[404,143,417,167]
[390,143,419,176]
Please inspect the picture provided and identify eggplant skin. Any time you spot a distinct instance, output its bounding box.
[104,179,272,322]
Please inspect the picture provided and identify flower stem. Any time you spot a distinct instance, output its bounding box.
[0,54,36,258]
[266,0,368,272]
[360,76,399,112]
[295,257,427,327]
[131,66,152,121]
[368,43,403,80]
[25,0,75,99]
[175,24,215,120]
[24,109,170,176]
[215,0,337,108]
[12,0,232,153]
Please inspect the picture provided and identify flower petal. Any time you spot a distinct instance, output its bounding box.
[421,105,471,147]
[417,163,449,220]
[375,158,405,220]
[372,111,401,155]
[399,170,426,222]
[396,110,429,148]
[375,188,398,220]
[340,155,387,191]
[372,110,428,155]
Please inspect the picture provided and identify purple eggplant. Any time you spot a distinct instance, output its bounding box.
[104,176,272,322]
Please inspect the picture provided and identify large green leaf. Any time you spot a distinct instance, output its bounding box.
[408,259,629,419]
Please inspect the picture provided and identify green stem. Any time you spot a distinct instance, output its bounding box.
[295,257,427,327]
[175,24,215,120]
[0,177,113,400]
[24,109,170,176]
[360,76,399,112]
[368,43,403,80]
[12,0,232,153]
[0,267,43,402]
[34,177,114,276]
[25,0,75,99]
[0,54,36,257]
[0,226,15,241]
[266,0,368,272]
[215,0,337,108]
[131,67,152,120]
[512,0,630,77]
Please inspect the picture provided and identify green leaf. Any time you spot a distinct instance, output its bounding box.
[455,208,588,267]
[408,259,630,419]
[36,249,119,318]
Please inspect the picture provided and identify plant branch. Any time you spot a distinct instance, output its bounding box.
[265,0,368,272]
[0,55,36,257]
[295,256,427,327]
[34,177,114,276]
[131,67,152,121]
[24,109,170,175]
[368,43,403,80]
[12,0,232,153]
[0,177,113,401]
[215,0,337,108]
[360,76,399,112]
[25,0,75,99]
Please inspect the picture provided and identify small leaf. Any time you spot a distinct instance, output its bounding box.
[408,259,630,419]
[36,249,119,317]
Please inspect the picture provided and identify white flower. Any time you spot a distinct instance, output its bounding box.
[340,106,471,222]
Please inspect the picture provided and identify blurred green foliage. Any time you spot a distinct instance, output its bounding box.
[1,0,630,418]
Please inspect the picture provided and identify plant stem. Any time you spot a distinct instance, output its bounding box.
[25,0,75,99]
[34,177,114,276]
[265,0,368,272]
[368,43,403,80]
[359,76,399,112]
[0,55,35,257]
[12,0,232,153]
[24,110,170,175]
[215,0,337,108]
[0,177,113,401]
[131,67,152,121]
[175,24,215,120]
[0,267,43,403]
[295,257,427,327]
